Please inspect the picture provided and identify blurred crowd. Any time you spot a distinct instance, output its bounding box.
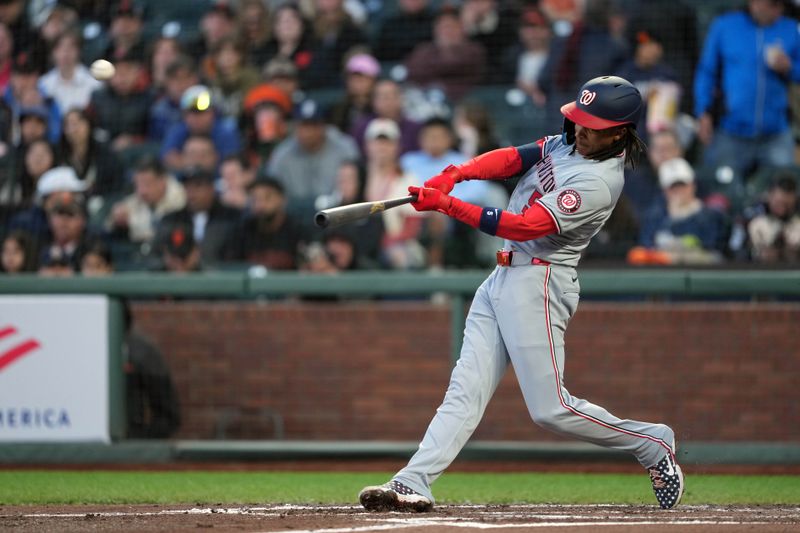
[2,0,800,277]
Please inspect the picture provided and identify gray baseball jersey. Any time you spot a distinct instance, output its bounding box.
[391,135,675,504]
[506,135,624,267]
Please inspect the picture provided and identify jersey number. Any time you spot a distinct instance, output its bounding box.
[521,191,542,214]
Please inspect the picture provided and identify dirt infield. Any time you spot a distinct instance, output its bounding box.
[2,504,800,532]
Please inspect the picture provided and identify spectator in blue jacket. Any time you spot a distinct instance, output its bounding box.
[160,85,241,172]
[694,0,800,203]
[148,57,200,143]
[3,52,61,145]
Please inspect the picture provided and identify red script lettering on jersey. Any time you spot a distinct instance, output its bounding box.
[522,155,555,214]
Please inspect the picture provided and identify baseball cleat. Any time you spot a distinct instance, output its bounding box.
[359,480,433,512]
[648,452,684,509]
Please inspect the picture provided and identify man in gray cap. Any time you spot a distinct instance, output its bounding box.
[266,99,359,216]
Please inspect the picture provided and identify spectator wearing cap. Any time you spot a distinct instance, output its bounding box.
[328,52,380,134]
[206,36,260,120]
[104,0,147,65]
[350,78,421,156]
[305,0,367,89]
[157,167,240,266]
[39,190,90,274]
[39,30,102,115]
[87,47,152,152]
[158,222,202,272]
[106,157,186,245]
[745,174,800,263]
[3,51,61,145]
[363,117,426,269]
[58,108,124,198]
[501,7,551,105]
[537,1,628,132]
[615,27,680,139]
[405,6,488,103]
[230,176,306,270]
[161,85,242,171]
[16,104,49,146]
[262,58,302,104]
[262,3,315,88]
[266,98,359,215]
[148,56,200,143]
[625,1,699,113]
[636,157,727,265]
[7,165,85,242]
[241,82,293,165]
[239,0,272,67]
[373,0,434,62]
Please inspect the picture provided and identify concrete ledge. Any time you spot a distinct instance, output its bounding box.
[0,441,173,464]
[1,441,799,465]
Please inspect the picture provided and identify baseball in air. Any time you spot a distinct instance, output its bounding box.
[90,59,115,80]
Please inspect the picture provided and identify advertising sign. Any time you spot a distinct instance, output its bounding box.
[0,296,110,442]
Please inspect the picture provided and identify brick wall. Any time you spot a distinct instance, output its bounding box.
[131,301,800,442]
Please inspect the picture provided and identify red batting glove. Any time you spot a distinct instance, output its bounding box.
[423,165,463,194]
[408,186,452,213]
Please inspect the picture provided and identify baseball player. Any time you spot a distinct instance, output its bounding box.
[359,76,684,512]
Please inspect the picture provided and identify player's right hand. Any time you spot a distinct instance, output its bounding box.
[424,165,463,194]
[408,186,452,214]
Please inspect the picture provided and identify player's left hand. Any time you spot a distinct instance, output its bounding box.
[408,186,452,213]
[424,165,463,194]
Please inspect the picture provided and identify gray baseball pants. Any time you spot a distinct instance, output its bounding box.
[394,264,675,502]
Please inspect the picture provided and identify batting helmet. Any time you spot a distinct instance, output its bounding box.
[560,76,643,130]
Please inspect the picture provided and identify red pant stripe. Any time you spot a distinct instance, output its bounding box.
[543,266,673,457]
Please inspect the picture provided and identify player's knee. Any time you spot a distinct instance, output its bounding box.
[530,406,569,431]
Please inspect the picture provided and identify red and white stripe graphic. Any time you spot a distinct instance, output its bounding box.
[0,325,41,373]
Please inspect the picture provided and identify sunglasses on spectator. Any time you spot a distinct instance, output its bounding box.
[50,207,80,217]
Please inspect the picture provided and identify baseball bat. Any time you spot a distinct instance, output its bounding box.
[314,194,418,228]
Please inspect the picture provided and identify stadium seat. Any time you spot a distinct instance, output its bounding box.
[461,86,548,146]
[80,21,110,64]
[140,0,213,24]
[305,87,346,112]
[746,165,800,200]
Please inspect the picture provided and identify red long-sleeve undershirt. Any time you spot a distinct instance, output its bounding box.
[456,146,524,180]
[446,197,558,241]
[447,142,557,241]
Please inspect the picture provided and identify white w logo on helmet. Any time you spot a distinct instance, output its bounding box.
[579,90,597,106]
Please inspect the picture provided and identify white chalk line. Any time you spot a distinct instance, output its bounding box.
[265,521,795,533]
[9,503,800,520]
[6,504,800,521]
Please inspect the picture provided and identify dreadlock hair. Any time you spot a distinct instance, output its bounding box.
[583,125,648,168]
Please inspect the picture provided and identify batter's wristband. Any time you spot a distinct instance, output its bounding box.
[479,207,503,236]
